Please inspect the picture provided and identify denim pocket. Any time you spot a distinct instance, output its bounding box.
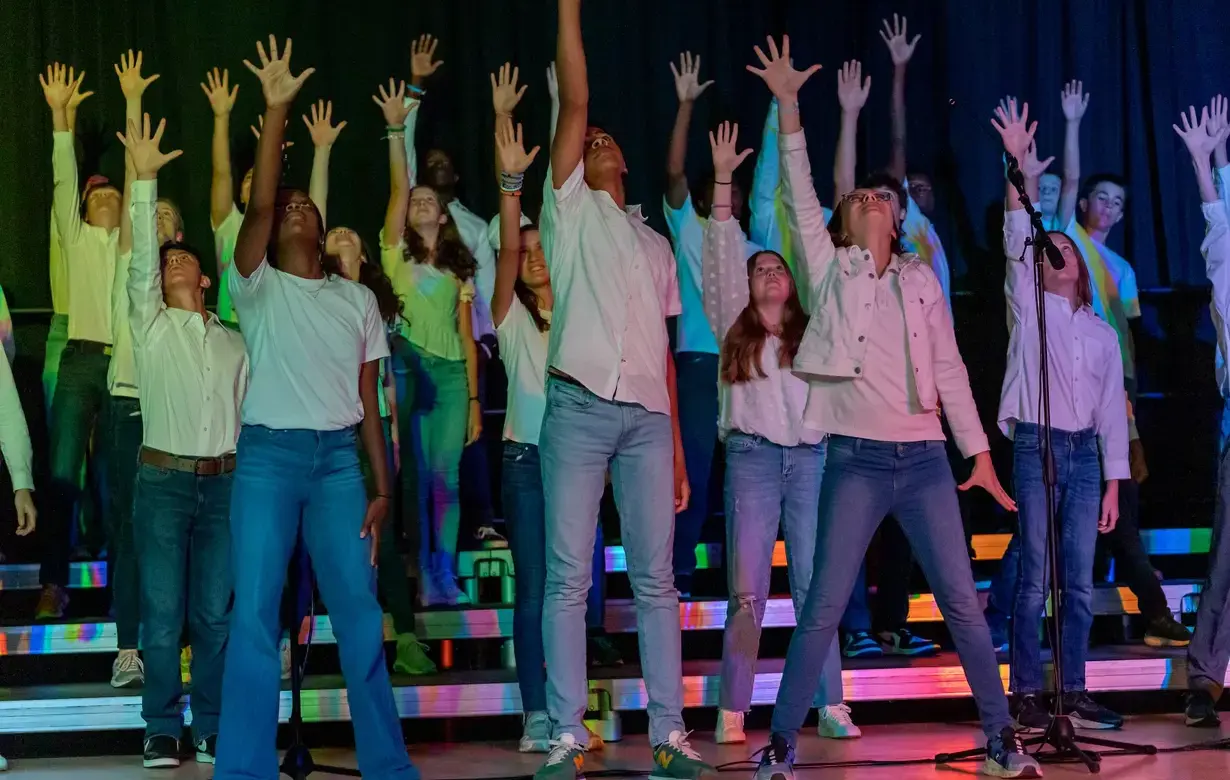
[138,463,175,482]
[503,441,532,463]
[547,378,595,411]
[725,433,759,454]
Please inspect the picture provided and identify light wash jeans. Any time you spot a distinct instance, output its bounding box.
[719,433,841,712]
[770,436,1011,746]
[1189,437,1230,698]
[1009,423,1101,695]
[540,377,683,746]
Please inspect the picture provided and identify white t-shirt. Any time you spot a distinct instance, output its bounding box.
[496,297,551,446]
[229,258,389,431]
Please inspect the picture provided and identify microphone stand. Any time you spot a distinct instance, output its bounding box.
[936,154,1155,772]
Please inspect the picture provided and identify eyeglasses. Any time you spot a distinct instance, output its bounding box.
[281,201,314,213]
[842,190,895,205]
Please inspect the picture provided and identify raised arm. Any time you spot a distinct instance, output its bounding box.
[302,99,346,228]
[834,60,871,201]
[702,122,754,339]
[551,0,588,188]
[547,62,561,141]
[1175,104,1230,319]
[1059,80,1088,229]
[749,100,781,250]
[42,64,87,245]
[235,35,315,279]
[665,52,714,210]
[115,50,159,256]
[880,15,920,182]
[993,99,1053,323]
[492,122,541,327]
[375,80,413,250]
[201,68,239,229]
[1208,95,1229,206]
[403,34,444,188]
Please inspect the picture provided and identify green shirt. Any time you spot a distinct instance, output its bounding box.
[380,242,472,362]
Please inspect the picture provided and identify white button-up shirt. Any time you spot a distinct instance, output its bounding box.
[52,132,116,344]
[108,251,139,398]
[998,209,1129,480]
[0,348,33,491]
[128,181,248,457]
[540,162,682,415]
[701,216,816,447]
[1203,200,1230,400]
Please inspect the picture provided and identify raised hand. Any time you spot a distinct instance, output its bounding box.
[836,60,871,113]
[1209,94,1229,161]
[114,49,160,100]
[991,98,1038,163]
[302,99,346,147]
[1061,79,1089,122]
[372,79,411,127]
[495,122,541,175]
[546,62,558,102]
[200,67,239,117]
[117,113,184,179]
[880,14,921,67]
[997,94,1018,118]
[490,63,528,117]
[250,116,294,149]
[708,121,753,178]
[243,35,314,109]
[39,63,81,110]
[410,34,443,81]
[67,69,94,114]
[670,51,714,104]
[1022,141,1055,179]
[746,35,822,102]
[1173,105,1225,161]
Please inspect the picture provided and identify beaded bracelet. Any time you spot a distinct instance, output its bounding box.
[500,170,525,194]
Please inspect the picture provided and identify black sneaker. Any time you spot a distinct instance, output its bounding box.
[587,635,623,667]
[1012,694,1051,733]
[1185,690,1221,728]
[876,628,939,657]
[1062,691,1123,730]
[752,734,795,780]
[1143,615,1191,648]
[143,735,181,769]
[194,735,216,764]
[841,631,883,659]
[985,609,1010,653]
[983,726,1041,778]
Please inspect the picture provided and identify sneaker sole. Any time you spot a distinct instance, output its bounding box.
[842,649,884,659]
[713,733,747,745]
[143,758,181,769]
[111,677,145,689]
[195,753,215,765]
[978,758,1041,778]
[1068,716,1122,730]
[817,729,862,740]
[1185,714,1221,728]
[883,647,939,657]
[1143,635,1190,648]
[518,739,550,753]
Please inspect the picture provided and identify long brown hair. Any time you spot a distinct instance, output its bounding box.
[513,224,550,333]
[404,185,477,282]
[720,250,809,385]
[1048,231,1094,309]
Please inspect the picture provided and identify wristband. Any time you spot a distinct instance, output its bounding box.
[714,179,732,185]
[470,396,479,402]
[386,125,406,132]
[375,493,392,500]
[500,170,525,194]
[781,101,801,114]
[408,84,426,97]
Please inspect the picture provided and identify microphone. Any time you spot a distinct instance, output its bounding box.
[1040,238,1066,270]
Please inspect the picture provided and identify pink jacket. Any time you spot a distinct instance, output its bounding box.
[780,129,989,457]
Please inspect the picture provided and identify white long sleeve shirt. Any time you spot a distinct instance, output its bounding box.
[1210,166,1230,397]
[1202,200,1230,402]
[701,216,816,447]
[0,348,33,491]
[52,132,116,344]
[997,209,1129,480]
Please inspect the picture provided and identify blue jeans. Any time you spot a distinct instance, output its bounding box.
[216,426,415,780]
[133,462,233,741]
[671,352,719,592]
[502,441,606,713]
[771,437,1010,745]
[1009,424,1101,694]
[540,378,683,746]
[987,534,1022,626]
[1189,441,1230,697]
[719,434,841,712]
[106,396,143,649]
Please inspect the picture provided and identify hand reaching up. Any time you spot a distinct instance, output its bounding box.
[747,35,822,103]
[117,113,184,180]
[372,79,411,127]
[115,49,160,100]
[1060,79,1089,122]
[670,51,714,104]
[410,34,443,81]
[495,122,541,175]
[39,63,84,111]
[991,98,1038,164]
[1173,105,1225,162]
[200,68,239,117]
[1021,141,1055,179]
[708,121,753,178]
[250,116,294,150]
[546,62,558,102]
[880,14,921,67]
[490,63,528,117]
[836,60,871,113]
[1209,94,1229,165]
[302,99,346,147]
[243,35,314,109]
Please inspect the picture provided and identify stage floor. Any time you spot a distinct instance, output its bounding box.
[6,717,1228,779]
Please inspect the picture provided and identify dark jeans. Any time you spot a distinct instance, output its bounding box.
[1096,478,1169,621]
[133,462,233,742]
[770,437,1010,745]
[671,352,719,592]
[1189,443,1230,698]
[502,440,606,713]
[840,518,914,634]
[216,426,414,780]
[42,343,110,586]
[359,417,417,637]
[106,396,143,649]
[1009,424,1101,695]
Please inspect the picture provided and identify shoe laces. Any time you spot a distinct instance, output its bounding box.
[115,651,142,673]
[544,735,584,766]
[752,738,792,767]
[397,634,430,653]
[722,710,745,729]
[823,703,854,725]
[662,730,702,760]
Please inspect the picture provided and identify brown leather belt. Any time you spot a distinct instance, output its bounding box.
[140,446,236,476]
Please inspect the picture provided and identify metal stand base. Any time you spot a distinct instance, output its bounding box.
[936,715,1156,775]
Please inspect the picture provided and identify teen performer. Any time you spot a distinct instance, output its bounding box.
[701,121,859,744]
[214,36,414,780]
[535,2,711,779]
[744,37,1039,780]
[378,77,481,606]
[1173,103,1230,727]
[993,100,1129,732]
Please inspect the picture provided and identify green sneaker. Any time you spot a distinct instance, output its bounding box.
[534,734,585,780]
[392,633,437,676]
[651,731,715,780]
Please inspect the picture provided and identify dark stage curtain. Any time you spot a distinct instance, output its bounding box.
[2,0,1229,312]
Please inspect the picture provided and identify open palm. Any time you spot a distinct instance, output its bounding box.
[709,121,753,177]
[372,79,411,127]
[496,122,540,175]
[118,113,184,178]
[991,98,1037,162]
[1173,105,1224,160]
[243,35,314,109]
[303,99,346,147]
[747,35,822,102]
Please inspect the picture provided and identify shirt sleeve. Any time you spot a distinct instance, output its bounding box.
[0,353,34,491]
[361,288,391,363]
[779,129,837,310]
[1203,200,1230,329]
[212,203,242,271]
[0,286,13,364]
[749,99,782,252]
[1095,326,1131,481]
[127,180,164,347]
[702,216,751,340]
[1216,164,1230,212]
[1118,260,1141,319]
[540,162,586,274]
[661,243,683,319]
[51,132,84,246]
[925,270,990,457]
[402,97,422,188]
[228,254,270,306]
[1002,209,1036,327]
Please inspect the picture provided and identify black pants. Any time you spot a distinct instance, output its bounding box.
[1095,478,1169,621]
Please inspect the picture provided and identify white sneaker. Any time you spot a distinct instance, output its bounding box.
[816,703,862,739]
[280,637,293,681]
[111,650,144,688]
[0,753,9,771]
[520,710,552,753]
[714,709,746,744]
